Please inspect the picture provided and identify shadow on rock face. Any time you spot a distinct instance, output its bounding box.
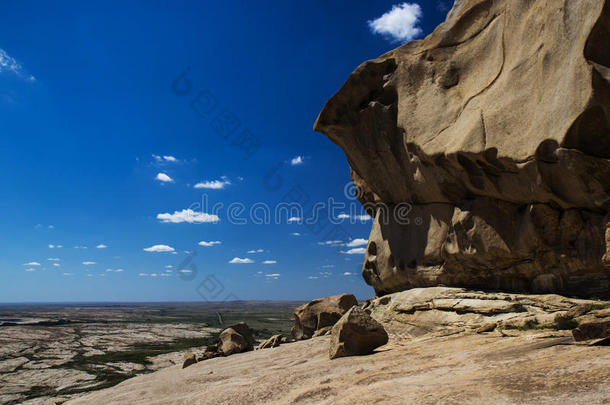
[315,0,610,298]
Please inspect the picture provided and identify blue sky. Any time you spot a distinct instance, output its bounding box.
[0,1,449,302]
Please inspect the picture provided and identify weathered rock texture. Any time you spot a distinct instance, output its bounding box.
[218,323,255,356]
[315,0,610,298]
[291,294,358,340]
[329,307,388,359]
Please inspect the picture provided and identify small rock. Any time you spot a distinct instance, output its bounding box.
[313,326,332,337]
[329,307,388,360]
[197,352,219,362]
[572,318,610,341]
[476,322,497,333]
[219,322,255,356]
[257,334,283,350]
[595,308,610,318]
[566,304,592,318]
[182,353,197,369]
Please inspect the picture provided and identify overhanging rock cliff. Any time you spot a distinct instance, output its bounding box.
[315,0,610,298]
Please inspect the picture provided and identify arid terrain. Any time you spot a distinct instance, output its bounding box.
[0,302,297,404]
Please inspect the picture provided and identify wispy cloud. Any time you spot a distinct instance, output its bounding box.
[23,262,41,266]
[62,273,73,276]
[343,272,354,276]
[74,245,88,249]
[290,232,301,236]
[321,264,335,268]
[198,240,221,247]
[155,172,174,183]
[165,265,173,269]
[153,155,179,163]
[319,271,332,277]
[368,3,423,43]
[247,248,264,253]
[287,216,302,223]
[308,276,319,280]
[262,260,277,264]
[48,244,63,249]
[229,257,254,264]
[96,244,108,249]
[157,209,219,224]
[341,247,367,255]
[52,263,60,267]
[290,156,304,166]
[337,213,372,222]
[82,261,96,265]
[265,273,280,279]
[143,244,175,253]
[106,268,124,273]
[346,238,368,247]
[318,240,343,246]
[0,49,35,81]
[178,269,192,273]
[194,176,231,189]
[24,268,37,272]
[47,258,60,262]
[138,273,149,277]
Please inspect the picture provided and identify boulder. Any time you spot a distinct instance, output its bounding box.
[182,353,197,369]
[257,334,283,350]
[218,322,255,356]
[291,294,358,340]
[314,0,610,298]
[572,318,610,341]
[329,307,388,359]
[312,326,332,337]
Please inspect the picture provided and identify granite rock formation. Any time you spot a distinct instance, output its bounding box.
[291,294,358,340]
[329,307,388,359]
[315,0,610,298]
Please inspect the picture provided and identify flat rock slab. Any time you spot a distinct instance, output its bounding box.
[66,332,609,405]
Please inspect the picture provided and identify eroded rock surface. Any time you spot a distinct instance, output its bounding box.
[218,323,255,356]
[291,294,358,340]
[315,0,610,298]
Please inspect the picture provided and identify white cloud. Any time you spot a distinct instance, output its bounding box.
[74,245,88,249]
[342,248,367,255]
[157,209,219,224]
[247,249,264,254]
[194,177,231,189]
[165,269,173,273]
[343,272,354,276]
[290,232,301,236]
[318,240,343,246]
[106,268,123,273]
[153,155,178,163]
[155,172,174,183]
[160,273,171,277]
[82,261,96,265]
[321,264,335,268]
[62,273,73,276]
[320,271,332,277]
[48,225,54,229]
[96,244,107,249]
[178,269,192,273]
[308,276,319,280]
[24,268,37,272]
[56,245,63,249]
[52,263,60,267]
[48,244,55,248]
[265,273,280,279]
[262,260,277,264]
[138,273,148,277]
[165,265,173,269]
[287,216,302,223]
[368,3,423,43]
[198,240,221,247]
[229,257,254,264]
[290,156,304,166]
[47,258,60,261]
[0,49,35,81]
[150,273,158,277]
[23,262,41,266]
[143,244,175,253]
[346,238,368,247]
[337,213,372,222]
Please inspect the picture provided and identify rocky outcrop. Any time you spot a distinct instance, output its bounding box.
[314,0,610,298]
[366,287,609,338]
[329,307,388,359]
[291,294,358,340]
[218,323,255,356]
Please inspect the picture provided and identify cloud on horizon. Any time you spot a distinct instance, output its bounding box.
[368,2,423,43]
